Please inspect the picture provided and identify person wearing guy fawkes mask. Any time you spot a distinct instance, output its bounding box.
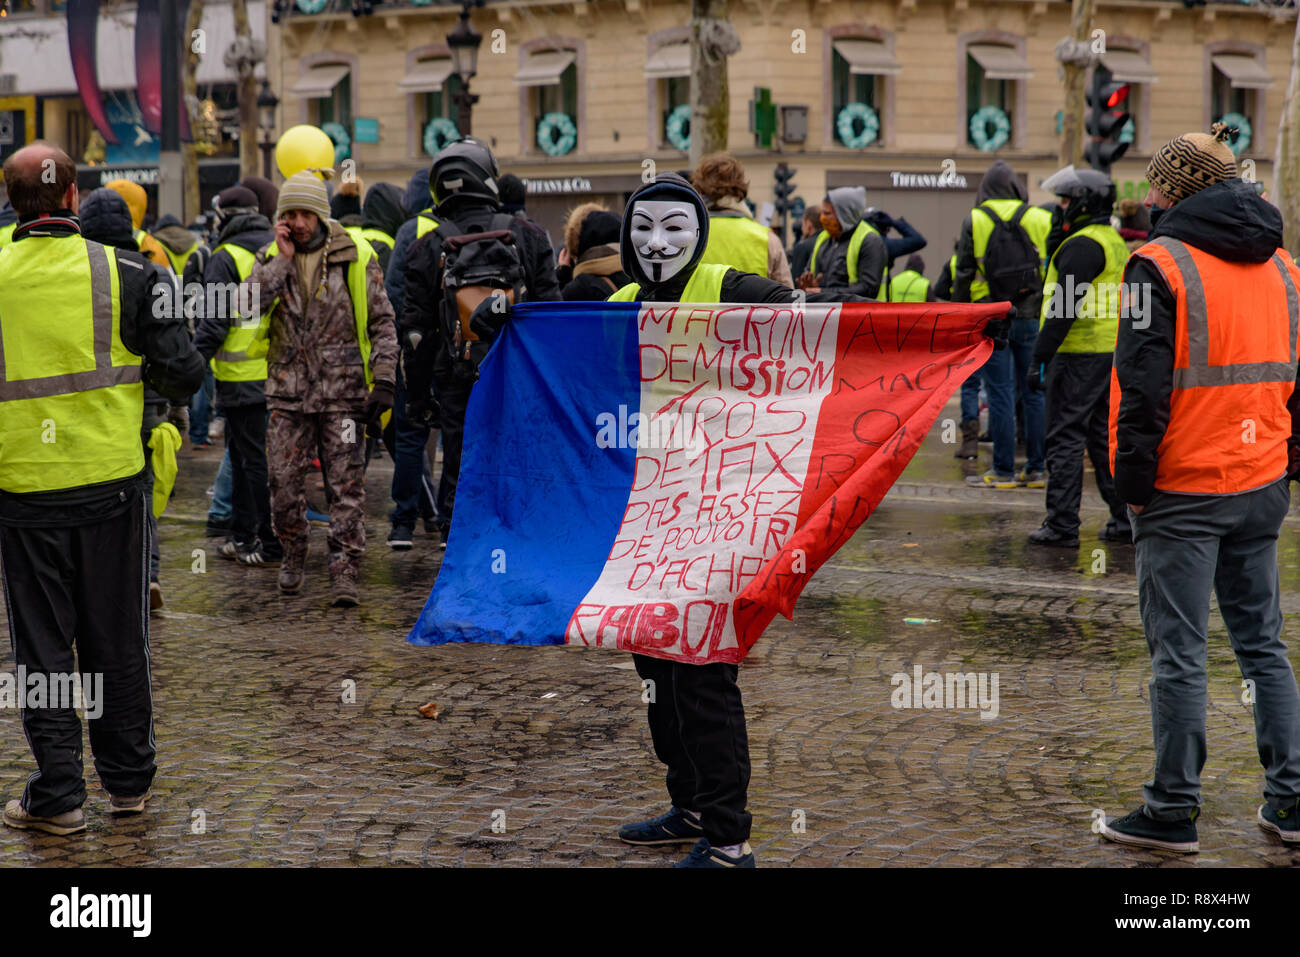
[1027,166,1132,547]
[469,173,881,869]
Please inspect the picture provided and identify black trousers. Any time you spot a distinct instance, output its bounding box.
[225,402,274,548]
[433,344,486,530]
[632,653,752,845]
[1044,352,1127,535]
[0,491,156,815]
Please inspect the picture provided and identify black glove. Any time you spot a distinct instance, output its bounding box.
[468,291,512,342]
[405,395,439,430]
[866,208,895,231]
[1027,359,1047,392]
[363,382,395,437]
[982,316,1011,350]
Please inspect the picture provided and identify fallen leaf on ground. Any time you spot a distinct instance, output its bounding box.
[417,701,440,719]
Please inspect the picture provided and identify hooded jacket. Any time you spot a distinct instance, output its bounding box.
[385,168,438,318]
[193,210,276,408]
[614,174,859,307]
[360,182,406,274]
[814,186,888,299]
[104,178,172,270]
[152,214,197,255]
[952,160,1041,316]
[1112,179,1299,506]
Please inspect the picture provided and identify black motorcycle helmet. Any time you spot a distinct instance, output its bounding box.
[1041,165,1116,226]
[428,137,501,210]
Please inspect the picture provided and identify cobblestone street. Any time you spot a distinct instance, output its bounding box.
[3,397,1299,867]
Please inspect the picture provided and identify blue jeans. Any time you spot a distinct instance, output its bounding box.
[207,447,234,523]
[390,369,438,528]
[190,368,215,444]
[960,369,982,424]
[981,318,1044,476]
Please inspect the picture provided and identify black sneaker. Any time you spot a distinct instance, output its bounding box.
[204,519,232,538]
[259,539,284,565]
[439,525,450,551]
[422,517,440,536]
[1100,520,1133,543]
[1257,801,1300,844]
[1099,806,1199,853]
[617,807,704,845]
[388,524,415,550]
[1028,524,1079,547]
[673,838,756,868]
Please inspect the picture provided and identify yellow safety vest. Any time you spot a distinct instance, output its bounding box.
[161,237,199,276]
[888,269,930,303]
[808,220,887,291]
[247,229,377,389]
[210,243,268,382]
[0,234,144,493]
[0,223,15,249]
[416,211,439,239]
[608,262,730,303]
[360,227,394,254]
[699,215,770,277]
[969,198,1051,302]
[1040,222,1129,354]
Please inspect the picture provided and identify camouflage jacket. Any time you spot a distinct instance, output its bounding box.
[248,220,398,412]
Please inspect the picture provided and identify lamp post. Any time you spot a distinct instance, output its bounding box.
[445,0,483,136]
[257,79,279,180]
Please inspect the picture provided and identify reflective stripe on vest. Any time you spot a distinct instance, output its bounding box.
[808,220,885,289]
[0,236,144,493]
[1039,223,1128,354]
[607,262,730,303]
[360,227,394,253]
[1108,236,1300,496]
[970,199,1051,302]
[699,215,769,277]
[247,231,376,389]
[888,269,929,303]
[211,243,267,382]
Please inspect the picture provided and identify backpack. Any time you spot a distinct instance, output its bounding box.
[432,214,528,362]
[976,201,1041,303]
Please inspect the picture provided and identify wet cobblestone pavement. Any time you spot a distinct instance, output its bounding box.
[3,397,1300,867]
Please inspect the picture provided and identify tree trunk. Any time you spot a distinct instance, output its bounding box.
[231,0,259,179]
[1059,0,1094,168]
[182,0,203,223]
[688,0,735,169]
[1276,7,1300,255]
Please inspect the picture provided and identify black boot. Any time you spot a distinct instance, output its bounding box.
[956,419,980,459]
[1028,523,1079,547]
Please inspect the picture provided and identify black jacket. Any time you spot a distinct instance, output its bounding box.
[361,183,406,275]
[953,160,1040,317]
[1030,213,1110,366]
[1112,179,1294,507]
[400,199,561,405]
[562,270,630,301]
[788,233,817,279]
[0,213,205,525]
[193,212,274,409]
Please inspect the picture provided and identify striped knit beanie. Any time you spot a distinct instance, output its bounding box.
[275,169,332,221]
[1146,123,1237,204]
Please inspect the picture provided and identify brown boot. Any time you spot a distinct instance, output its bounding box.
[278,545,306,595]
[955,419,980,459]
[330,567,359,607]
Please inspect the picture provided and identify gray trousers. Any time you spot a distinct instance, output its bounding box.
[1134,477,1300,820]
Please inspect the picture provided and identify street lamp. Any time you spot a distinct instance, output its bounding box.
[257,80,280,180]
[445,0,483,136]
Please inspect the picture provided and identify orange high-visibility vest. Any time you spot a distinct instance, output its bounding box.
[1109,236,1300,496]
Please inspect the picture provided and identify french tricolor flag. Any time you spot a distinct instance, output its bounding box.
[407,299,1001,664]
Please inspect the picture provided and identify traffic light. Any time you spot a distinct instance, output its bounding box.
[773,163,797,249]
[1084,71,1131,176]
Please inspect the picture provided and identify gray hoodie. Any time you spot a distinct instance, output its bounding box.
[816,186,886,299]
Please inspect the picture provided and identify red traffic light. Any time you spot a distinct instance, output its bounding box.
[1106,84,1131,109]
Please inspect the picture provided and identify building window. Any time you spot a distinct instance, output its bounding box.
[832,49,878,147]
[660,76,689,148]
[1210,51,1270,156]
[313,72,351,130]
[962,41,1031,151]
[423,75,461,128]
[536,63,577,127]
[516,44,581,157]
[646,33,690,151]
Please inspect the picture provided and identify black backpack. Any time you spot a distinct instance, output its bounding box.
[976,201,1041,303]
[433,213,528,361]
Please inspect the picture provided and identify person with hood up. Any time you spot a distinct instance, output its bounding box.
[467,172,897,868]
[152,213,199,276]
[796,185,888,299]
[78,186,181,612]
[244,170,399,606]
[357,181,405,274]
[952,159,1052,488]
[1098,126,1300,854]
[401,139,561,546]
[193,184,281,567]
[104,178,171,270]
[556,203,628,300]
[1026,167,1131,549]
[691,153,792,287]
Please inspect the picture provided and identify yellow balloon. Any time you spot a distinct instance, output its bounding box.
[275,125,335,180]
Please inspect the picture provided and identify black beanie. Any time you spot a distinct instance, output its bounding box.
[577,210,621,255]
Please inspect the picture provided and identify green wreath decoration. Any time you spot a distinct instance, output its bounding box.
[321,121,351,164]
[835,102,879,148]
[536,111,577,156]
[1217,112,1252,157]
[969,105,1011,152]
[423,117,460,157]
[295,0,327,13]
[666,103,691,151]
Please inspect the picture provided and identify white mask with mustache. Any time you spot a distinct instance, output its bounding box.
[629,199,700,284]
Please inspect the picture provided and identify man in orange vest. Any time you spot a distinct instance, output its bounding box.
[1100,125,1300,854]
